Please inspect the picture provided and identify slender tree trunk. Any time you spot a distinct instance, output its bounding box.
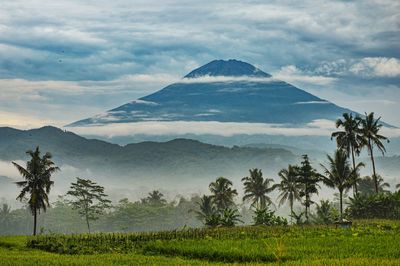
[351,146,358,196]
[33,207,37,236]
[369,141,378,193]
[86,214,91,234]
[305,194,309,222]
[339,190,343,221]
[290,200,293,224]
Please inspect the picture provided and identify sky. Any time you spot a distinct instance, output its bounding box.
[0,0,399,130]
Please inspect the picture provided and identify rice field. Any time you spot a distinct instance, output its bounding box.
[1,220,399,265]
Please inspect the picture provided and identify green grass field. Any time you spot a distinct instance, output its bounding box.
[1,220,399,265]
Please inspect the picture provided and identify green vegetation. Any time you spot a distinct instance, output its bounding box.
[1,112,399,265]
[12,146,60,235]
[0,220,397,265]
[66,177,112,233]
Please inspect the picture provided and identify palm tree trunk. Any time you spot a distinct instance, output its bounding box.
[33,207,37,236]
[290,200,293,224]
[351,146,358,196]
[339,190,343,221]
[369,140,378,193]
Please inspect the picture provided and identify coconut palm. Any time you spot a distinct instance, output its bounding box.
[13,147,60,235]
[358,175,391,195]
[209,177,238,211]
[145,190,167,206]
[276,165,302,219]
[193,195,219,227]
[242,169,275,209]
[358,112,389,193]
[320,149,364,220]
[331,113,362,195]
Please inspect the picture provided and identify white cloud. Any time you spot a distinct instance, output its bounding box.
[67,120,334,137]
[273,65,337,85]
[350,57,400,77]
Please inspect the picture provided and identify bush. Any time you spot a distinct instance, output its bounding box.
[253,207,288,226]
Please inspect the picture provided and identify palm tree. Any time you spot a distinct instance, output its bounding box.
[242,169,275,209]
[12,147,60,235]
[358,175,391,195]
[358,112,389,193]
[145,190,167,206]
[331,113,362,195]
[192,195,219,227]
[396,183,400,192]
[209,177,238,211]
[276,165,302,220]
[320,149,364,220]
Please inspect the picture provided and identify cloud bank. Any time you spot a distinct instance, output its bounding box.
[67,120,400,138]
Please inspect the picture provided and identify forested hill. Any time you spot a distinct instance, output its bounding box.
[0,126,295,183]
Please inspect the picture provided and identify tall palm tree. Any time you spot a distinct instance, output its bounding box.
[331,113,362,195]
[276,165,302,219]
[209,177,238,211]
[242,169,275,209]
[320,149,364,220]
[358,112,389,193]
[12,147,60,235]
[396,183,400,192]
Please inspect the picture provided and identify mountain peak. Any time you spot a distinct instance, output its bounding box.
[184,59,271,78]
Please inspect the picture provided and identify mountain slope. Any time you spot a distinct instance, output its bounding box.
[0,126,296,183]
[68,59,353,126]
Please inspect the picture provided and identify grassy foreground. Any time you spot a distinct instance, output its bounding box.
[1,220,399,265]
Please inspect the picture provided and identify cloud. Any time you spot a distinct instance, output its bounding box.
[67,120,400,138]
[350,57,400,77]
[273,65,337,85]
[0,0,399,127]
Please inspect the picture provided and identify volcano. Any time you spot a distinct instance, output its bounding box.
[68,59,353,127]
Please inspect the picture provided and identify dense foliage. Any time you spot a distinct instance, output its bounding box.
[17,220,400,265]
[347,192,400,219]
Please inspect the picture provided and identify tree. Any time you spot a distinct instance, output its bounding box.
[13,146,59,235]
[358,175,390,195]
[358,112,389,193]
[313,200,339,225]
[298,157,318,214]
[0,203,11,230]
[209,177,238,211]
[220,208,243,227]
[66,177,112,233]
[297,155,320,222]
[397,183,400,192]
[143,190,167,206]
[192,195,220,227]
[276,165,302,220]
[253,207,288,226]
[331,113,362,195]
[242,169,275,210]
[320,149,364,220]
